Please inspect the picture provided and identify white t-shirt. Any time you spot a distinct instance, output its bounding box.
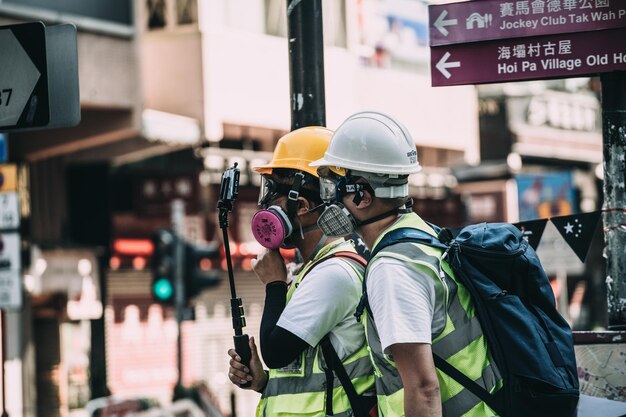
[276,258,364,361]
[367,257,446,355]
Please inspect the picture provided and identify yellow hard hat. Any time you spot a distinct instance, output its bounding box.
[253,126,333,178]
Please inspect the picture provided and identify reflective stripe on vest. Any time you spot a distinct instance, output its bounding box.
[258,240,375,417]
[365,213,503,417]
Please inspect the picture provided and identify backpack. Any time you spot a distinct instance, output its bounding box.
[364,222,580,417]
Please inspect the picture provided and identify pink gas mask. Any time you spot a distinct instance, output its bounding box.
[250,174,321,249]
[251,205,295,249]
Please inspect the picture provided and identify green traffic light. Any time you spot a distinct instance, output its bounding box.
[153,277,173,300]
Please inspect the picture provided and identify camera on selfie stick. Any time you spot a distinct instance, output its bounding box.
[218,163,251,388]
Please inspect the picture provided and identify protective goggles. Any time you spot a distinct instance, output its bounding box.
[318,170,374,205]
[258,176,290,206]
[258,175,321,207]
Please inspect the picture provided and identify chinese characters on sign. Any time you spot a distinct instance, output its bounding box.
[429,0,626,86]
[430,0,625,45]
[431,28,626,85]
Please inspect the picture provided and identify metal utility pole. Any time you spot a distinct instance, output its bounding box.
[1,311,8,417]
[286,0,326,129]
[601,72,626,329]
[171,199,186,389]
[90,251,109,399]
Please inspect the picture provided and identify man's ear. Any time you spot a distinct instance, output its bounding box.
[296,196,312,215]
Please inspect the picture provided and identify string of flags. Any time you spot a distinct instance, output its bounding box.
[352,209,623,264]
[513,209,625,263]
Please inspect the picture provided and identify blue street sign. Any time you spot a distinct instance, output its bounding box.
[0,134,6,162]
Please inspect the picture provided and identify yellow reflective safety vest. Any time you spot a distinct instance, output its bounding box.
[257,239,375,417]
[364,213,503,417]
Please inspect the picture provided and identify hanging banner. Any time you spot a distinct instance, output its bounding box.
[514,218,548,250]
[550,211,601,263]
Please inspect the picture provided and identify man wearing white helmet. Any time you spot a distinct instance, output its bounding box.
[311,112,502,417]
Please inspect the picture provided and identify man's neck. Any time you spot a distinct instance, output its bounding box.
[296,230,336,262]
[360,213,403,249]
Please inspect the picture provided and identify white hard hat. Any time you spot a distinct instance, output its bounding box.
[310,111,422,176]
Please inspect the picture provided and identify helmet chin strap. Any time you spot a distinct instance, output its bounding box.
[282,220,318,249]
[288,222,326,261]
[307,203,326,214]
[298,221,319,239]
[295,199,326,238]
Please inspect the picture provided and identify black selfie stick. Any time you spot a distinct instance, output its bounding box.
[217,163,252,388]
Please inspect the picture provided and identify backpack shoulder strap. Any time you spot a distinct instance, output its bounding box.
[356,227,449,321]
[433,354,505,416]
[330,251,367,269]
[370,227,448,259]
[302,250,367,280]
[320,335,365,417]
[308,251,367,416]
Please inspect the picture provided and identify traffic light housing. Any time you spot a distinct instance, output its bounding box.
[184,242,222,300]
[151,228,222,306]
[151,229,177,305]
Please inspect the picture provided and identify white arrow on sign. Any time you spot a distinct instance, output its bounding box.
[434,10,458,37]
[0,29,41,126]
[436,52,461,79]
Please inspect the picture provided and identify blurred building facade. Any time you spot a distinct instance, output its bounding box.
[0,1,209,416]
[456,78,605,331]
[1,1,143,417]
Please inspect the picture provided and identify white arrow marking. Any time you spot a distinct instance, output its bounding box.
[434,10,458,37]
[436,52,461,79]
[0,29,41,126]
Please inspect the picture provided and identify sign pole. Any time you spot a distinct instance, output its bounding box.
[171,200,185,392]
[601,71,626,329]
[287,0,326,129]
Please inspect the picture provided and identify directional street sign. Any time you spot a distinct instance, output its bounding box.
[0,164,17,192]
[0,233,20,271]
[429,0,626,86]
[0,232,22,310]
[431,27,626,86]
[0,192,19,230]
[0,168,20,310]
[0,22,80,132]
[429,0,626,46]
[0,22,48,130]
[0,134,6,162]
[0,269,21,310]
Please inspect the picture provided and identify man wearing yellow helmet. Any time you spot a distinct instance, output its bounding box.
[227,126,375,417]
